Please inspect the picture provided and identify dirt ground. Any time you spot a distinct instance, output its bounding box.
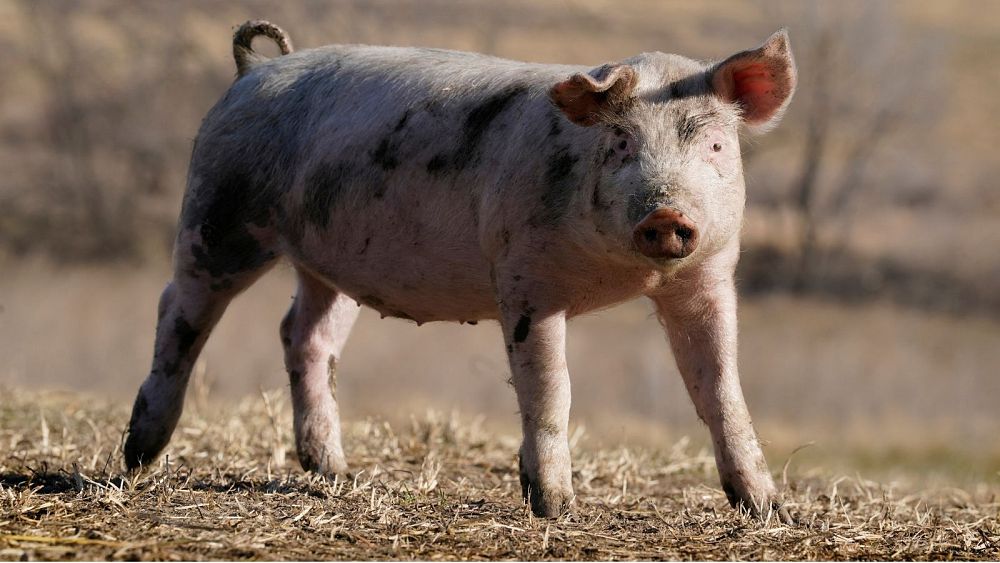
[1,389,997,561]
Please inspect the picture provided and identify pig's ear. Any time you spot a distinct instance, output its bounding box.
[710,29,797,131]
[550,64,638,126]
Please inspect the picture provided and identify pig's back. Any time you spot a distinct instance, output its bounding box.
[193,43,582,219]
[248,46,569,320]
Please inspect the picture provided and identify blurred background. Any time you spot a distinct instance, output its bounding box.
[1,1,998,481]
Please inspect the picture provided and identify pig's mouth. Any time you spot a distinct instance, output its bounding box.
[636,252,692,273]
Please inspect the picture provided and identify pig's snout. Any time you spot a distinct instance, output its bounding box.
[632,208,699,260]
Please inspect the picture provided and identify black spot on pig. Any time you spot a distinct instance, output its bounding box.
[393,110,412,132]
[190,240,274,281]
[304,161,349,228]
[534,145,579,225]
[454,85,527,170]
[174,317,200,365]
[288,369,302,384]
[601,147,616,166]
[371,110,416,172]
[371,137,400,171]
[548,114,562,138]
[183,169,276,279]
[426,153,448,174]
[513,314,532,343]
[591,179,609,211]
[546,149,578,189]
[156,317,200,379]
[360,295,385,309]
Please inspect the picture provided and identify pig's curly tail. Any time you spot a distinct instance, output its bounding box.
[233,20,294,77]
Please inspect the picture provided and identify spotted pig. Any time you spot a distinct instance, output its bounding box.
[124,20,797,520]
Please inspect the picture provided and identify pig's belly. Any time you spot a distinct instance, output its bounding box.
[290,229,666,324]
[287,211,500,323]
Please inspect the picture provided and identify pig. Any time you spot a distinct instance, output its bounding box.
[124,19,797,521]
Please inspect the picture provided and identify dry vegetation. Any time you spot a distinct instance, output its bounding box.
[1,389,998,561]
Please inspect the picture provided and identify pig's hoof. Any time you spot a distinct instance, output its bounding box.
[520,470,574,518]
[295,417,348,475]
[721,478,795,524]
[297,452,348,476]
[296,444,348,476]
[776,504,795,525]
[123,426,169,471]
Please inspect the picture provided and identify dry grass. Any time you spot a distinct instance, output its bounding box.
[1,389,998,560]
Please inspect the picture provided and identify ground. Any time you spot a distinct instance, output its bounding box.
[0,389,997,561]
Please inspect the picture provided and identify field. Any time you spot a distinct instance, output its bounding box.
[1,389,998,561]
[2,0,1000,560]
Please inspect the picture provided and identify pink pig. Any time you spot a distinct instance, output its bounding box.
[125,20,797,520]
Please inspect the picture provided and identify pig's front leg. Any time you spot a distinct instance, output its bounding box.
[496,276,574,517]
[651,274,791,523]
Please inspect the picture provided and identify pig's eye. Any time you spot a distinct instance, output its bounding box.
[712,142,723,152]
[609,130,637,166]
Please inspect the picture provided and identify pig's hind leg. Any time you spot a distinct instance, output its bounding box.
[279,269,359,475]
[124,206,280,470]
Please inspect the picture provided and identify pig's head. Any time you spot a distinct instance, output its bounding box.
[550,30,796,268]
